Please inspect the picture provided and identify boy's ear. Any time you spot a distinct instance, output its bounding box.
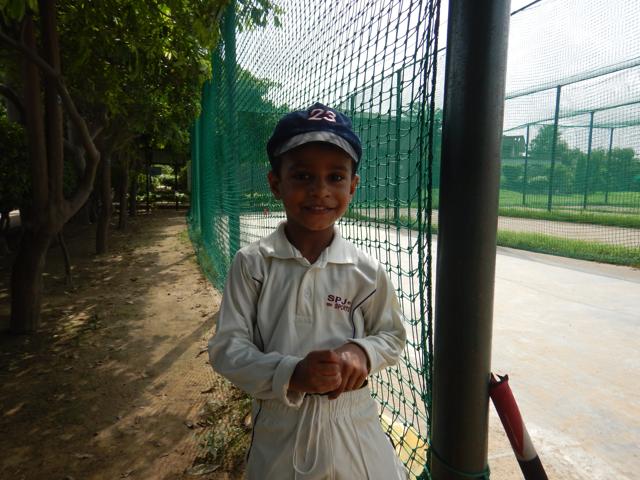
[349,174,360,196]
[267,171,282,199]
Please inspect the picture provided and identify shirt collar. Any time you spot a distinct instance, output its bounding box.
[259,222,357,266]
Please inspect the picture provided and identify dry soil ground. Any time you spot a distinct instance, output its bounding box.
[0,210,247,480]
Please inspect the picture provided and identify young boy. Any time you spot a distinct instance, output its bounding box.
[208,103,407,479]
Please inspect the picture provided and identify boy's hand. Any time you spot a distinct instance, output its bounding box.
[289,350,342,394]
[328,343,369,400]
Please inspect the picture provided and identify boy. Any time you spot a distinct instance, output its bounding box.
[208,103,407,479]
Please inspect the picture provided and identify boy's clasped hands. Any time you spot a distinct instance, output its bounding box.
[289,343,370,399]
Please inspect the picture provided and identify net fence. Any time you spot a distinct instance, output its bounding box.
[189,0,440,477]
[493,0,640,263]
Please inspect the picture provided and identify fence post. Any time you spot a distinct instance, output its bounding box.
[582,111,595,209]
[223,1,240,257]
[522,123,530,206]
[394,69,403,226]
[431,1,511,479]
[604,127,614,204]
[547,85,561,211]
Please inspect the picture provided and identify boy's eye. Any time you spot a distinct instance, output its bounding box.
[330,174,345,182]
[293,173,311,181]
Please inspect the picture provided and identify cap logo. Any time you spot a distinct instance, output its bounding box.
[309,108,337,123]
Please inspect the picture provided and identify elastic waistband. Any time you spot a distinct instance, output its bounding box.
[261,387,375,419]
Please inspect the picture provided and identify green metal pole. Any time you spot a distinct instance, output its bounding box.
[582,111,595,209]
[522,124,530,206]
[431,1,511,479]
[394,70,403,226]
[223,1,240,257]
[547,85,561,212]
[604,127,614,204]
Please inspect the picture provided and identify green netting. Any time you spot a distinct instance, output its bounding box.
[427,1,640,265]
[494,0,640,262]
[189,0,640,476]
[189,1,440,477]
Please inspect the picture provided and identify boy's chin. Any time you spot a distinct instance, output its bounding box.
[286,219,338,233]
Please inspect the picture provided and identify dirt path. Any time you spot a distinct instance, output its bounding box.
[0,211,244,480]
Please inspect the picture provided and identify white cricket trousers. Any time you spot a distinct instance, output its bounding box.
[246,388,407,480]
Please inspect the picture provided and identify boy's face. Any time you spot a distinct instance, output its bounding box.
[268,143,359,236]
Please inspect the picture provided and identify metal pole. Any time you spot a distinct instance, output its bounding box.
[223,1,240,256]
[604,127,614,204]
[582,111,595,209]
[394,70,403,226]
[522,124,530,206]
[547,85,561,211]
[431,1,511,479]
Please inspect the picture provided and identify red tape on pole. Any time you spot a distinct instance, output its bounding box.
[489,373,548,480]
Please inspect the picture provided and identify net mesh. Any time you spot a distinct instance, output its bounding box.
[189,0,640,477]
[496,0,640,262]
[189,1,440,477]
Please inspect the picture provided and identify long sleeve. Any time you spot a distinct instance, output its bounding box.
[208,251,305,407]
[348,264,407,374]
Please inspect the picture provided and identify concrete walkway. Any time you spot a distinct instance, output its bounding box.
[489,247,640,479]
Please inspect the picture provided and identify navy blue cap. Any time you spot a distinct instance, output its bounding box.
[267,103,362,166]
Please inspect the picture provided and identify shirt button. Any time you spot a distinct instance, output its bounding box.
[304,289,311,298]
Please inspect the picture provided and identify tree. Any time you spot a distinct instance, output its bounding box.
[0,0,280,332]
[0,2,103,332]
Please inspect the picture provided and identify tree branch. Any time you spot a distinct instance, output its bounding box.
[0,83,25,120]
[0,27,100,173]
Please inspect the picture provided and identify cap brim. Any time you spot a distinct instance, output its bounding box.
[273,131,359,163]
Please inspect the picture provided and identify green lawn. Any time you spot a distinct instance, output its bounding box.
[342,211,640,267]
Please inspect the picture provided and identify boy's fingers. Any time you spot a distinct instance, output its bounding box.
[316,362,341,376]
[329,371,350,399]
[345,372,366,392]
[314,350,341,364]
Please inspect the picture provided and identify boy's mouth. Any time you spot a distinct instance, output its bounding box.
[304,205,334,213]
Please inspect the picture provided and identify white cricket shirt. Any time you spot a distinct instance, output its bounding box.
[208,222,406,408]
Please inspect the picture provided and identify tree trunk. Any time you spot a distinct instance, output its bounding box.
[73,199,92,225]
[10,230,52,333]
[118,160,129,229]
[0,211,10,255]
[57,230,72,285]
[129,172,138,217]
[96,152,112,254]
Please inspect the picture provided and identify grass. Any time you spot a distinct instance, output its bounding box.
[497,207,640,229]
[342,211,640,267]
[497,189,640,209]
[496,231,640,267]
[354,188,639,229]
[195,377,252,476]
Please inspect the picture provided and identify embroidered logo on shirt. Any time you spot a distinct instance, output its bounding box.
[326,294,352,312]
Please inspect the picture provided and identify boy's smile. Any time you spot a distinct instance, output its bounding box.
[268,143,359,256]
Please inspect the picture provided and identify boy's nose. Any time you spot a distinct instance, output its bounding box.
[309,178,330,196]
